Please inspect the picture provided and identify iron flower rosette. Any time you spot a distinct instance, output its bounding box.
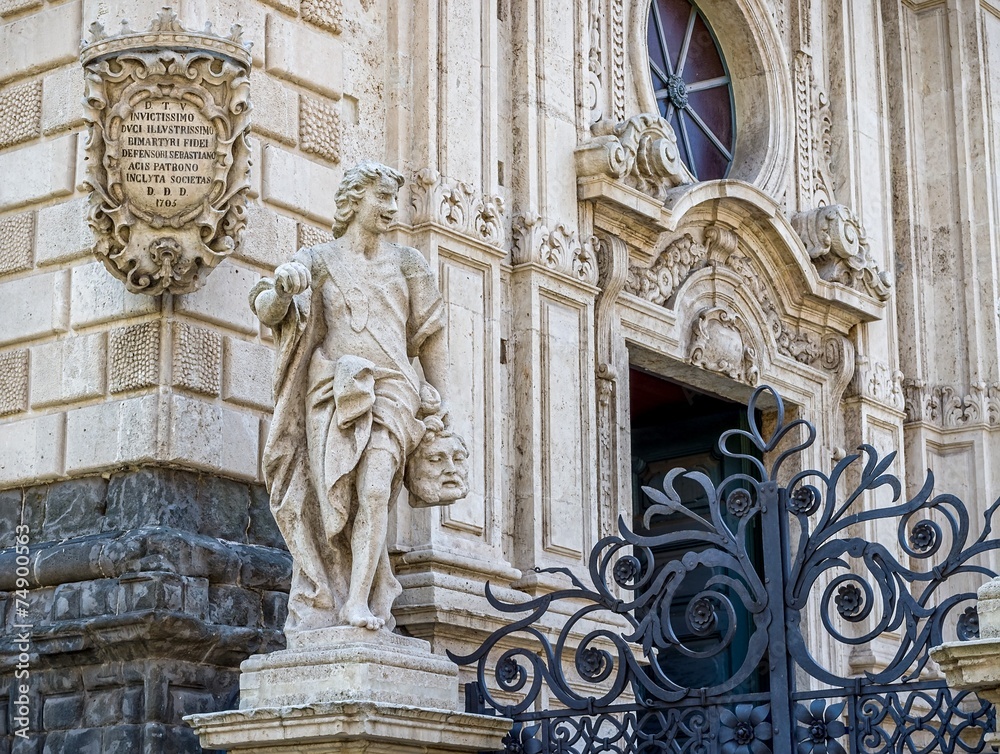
[80,7,252,295]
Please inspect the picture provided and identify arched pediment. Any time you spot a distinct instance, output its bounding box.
[582,174,888,331]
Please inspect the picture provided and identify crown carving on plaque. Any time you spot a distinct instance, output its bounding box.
[81,7,252,68]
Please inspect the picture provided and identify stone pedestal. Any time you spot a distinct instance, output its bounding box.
[930,579,1000,748]
[184,627,510,753]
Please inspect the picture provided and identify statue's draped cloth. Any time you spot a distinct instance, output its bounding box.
[250,243,445,633]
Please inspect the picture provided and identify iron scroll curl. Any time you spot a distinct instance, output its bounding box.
[450,385,1000,754]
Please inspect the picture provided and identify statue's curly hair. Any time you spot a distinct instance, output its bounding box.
[331,160,405,238]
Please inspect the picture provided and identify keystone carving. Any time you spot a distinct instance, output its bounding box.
[576,113,694,200]
[791,204,892,301]
[689,306,760,386]
[81,8,252,295]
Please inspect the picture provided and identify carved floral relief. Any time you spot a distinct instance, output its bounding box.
[81,9,252,295]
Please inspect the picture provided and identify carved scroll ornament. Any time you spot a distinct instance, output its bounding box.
[576,113,694,200]
[791,204,892,301]
[81,8,252,295]
[689,306,760,386]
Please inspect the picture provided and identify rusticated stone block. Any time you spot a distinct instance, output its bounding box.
[0,0,41,18]
[35,197,92,266]
[70,262,160,328]
[297,222,334,249]
[265,14,344,99]
[0,210,34,275]
[108,322,159,393]
[261,590,288,630]
[0,269,69,346]
[0,348,29,416]
[0,133,75,213]
[0,411,64,485]
[301,0,343,33]
[42,693,84,731]
[41,63,85,135]
[0,80,41,149]
[208,584,262,627]
[300,95,341,164]
[237,203,297,270]
[249,69,297,145]
[0,489,25,548]
[32,477,107,543]
[248,484,284,550]
[171,322,222,396]
[30,332,107,408]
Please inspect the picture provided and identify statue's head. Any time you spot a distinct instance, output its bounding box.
[332,161,405,238]
[405,419,470,508]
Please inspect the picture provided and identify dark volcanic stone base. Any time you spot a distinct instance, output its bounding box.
[0,468,289,754]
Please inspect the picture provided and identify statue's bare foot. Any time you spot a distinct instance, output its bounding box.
[343,603,384,631]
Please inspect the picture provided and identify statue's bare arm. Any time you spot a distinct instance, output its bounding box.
[418,328,451,414]
[254,260,312,327]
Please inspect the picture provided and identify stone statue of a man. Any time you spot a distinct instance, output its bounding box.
[250,161,467,636]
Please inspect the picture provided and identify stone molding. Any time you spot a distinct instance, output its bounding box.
[585,0,604,123]
[904,379,1000,428]
[409,168,506,248]
[610,0,626,121]
[793,51,836,209]
[689,305,760,386]
[576,113,694,201]
[791,204,892,301]
[511,212,599,286]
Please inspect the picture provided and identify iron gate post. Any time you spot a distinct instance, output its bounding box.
[760,481,794,754]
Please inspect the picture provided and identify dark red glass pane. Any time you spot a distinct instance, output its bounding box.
[683,111,729,180]
[648,13,669,83]
[652,0,691,72]
[687,86,732,148]
[683,14,725,81]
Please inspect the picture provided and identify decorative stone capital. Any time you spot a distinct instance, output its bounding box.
[576,113,694,200]
[791,204,892,301]
[511,212,599,285]
[850,357,905,411]
[409,168,506,248]
[903,379,1000,427]
[81,8,253,295]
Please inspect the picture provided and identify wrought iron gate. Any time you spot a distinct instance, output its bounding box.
[451,386,1000,754]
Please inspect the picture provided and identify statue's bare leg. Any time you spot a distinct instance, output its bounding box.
[342,445,396,630]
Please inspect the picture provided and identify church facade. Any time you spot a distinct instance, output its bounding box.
[1,0,999,750]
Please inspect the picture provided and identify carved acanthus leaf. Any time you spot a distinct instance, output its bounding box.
[409,168,506,248]
[851,358,905,411]
[903,379,1000,427]
[511,213,599,285]
[791,204,892,301]
[576,113,694,200]
[626,233,708,306]
[689,306,760,386]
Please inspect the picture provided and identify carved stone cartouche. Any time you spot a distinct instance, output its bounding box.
[81,8,252,295]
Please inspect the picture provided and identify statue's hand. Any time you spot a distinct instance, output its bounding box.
[274,261,311,298]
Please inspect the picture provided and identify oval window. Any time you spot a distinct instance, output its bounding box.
[647,0,735,180]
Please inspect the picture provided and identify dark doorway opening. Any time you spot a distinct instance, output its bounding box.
[629,368,764,693]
